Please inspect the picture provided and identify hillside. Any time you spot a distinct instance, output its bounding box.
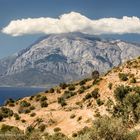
[0,56,140,140]
[0,32,140,87]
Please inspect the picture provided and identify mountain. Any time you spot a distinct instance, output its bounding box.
[0,56,140,139]
[0,32,140,87]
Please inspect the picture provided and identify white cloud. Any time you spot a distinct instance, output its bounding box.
[2,12,140,36]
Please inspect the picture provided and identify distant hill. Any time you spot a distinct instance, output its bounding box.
[0,32,140,87]
[0,56,140,139]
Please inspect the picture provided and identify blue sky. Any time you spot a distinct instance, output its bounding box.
[0,0,140,58]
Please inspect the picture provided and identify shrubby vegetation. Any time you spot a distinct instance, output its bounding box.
[119,73,128,81]
[0,107,13,121]
[113,85,140,124]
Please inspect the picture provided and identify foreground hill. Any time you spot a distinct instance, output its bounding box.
[0,32,140,87]
[0,56,139,140]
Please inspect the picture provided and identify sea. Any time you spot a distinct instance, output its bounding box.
[0,87,45,106]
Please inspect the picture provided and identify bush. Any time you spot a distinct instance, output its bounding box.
[68,84,75,91]
[14,113,20,120]
[70,114,76,119]
[72,133,77,137]
[29,106,35,110]
[54,127,61,132]
[92,78,101,85]
[38,124,46,132]
[79,79,87,86]
[26,126,34,133]
[0,107,13,118]
[21,119,26,123]
[114,85,130,102]
[91,88,99,99]
[49,88,55,93]
[77,116,82,121]
[30,112,36,117]
[4,98,15,106]
[108,83,113,90]
[91,116,128,140]
[0,124,20,133]
[40,96,47,102]
[84,93,92,100]
[45,90,49,93]
[78,86,86,94]
[130,77,136,83]
[62,91,76,99]
[20,100,30,107]
[0,113,3,121]
[78,88,85,94]
[96,98,104,106]
[57,97,67,107]
[84,89,99,100]
[59,83,67,89]
[29,96,34,100]
[40,101,48,108]
[119,73,128,81]
[24,109,31,114]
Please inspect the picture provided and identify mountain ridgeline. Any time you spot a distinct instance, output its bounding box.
[0,32,140,87]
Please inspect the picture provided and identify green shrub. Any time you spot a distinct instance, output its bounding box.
[0,124,20,133]
[79,79,87,86]
[29,106,35,110]
[77,116,82,121]
[21,119,26,123]
[24,109,31,114]
[57,97,67,107]
[62,91,76,99]
[108,83,113,90]
[91,116,127,140]
[49,88,55,93]
[40,96,47,102]
[0,114,3,121]
[130,77,136,83]
[84,93,92,100]
[20,100,30,107]
[72,133,77,137]
[38,124,46,132]
[54,127,61,132]
[4,98,15,106]
[119,73,128,81]
[78,86,86,94]
[70,114,76,119]
[68,84,75,91]
[92,78,101,85]
[14,113,20,120]
[114,85,130,102]
[0,107,13,118]
[29,96,34,100]
[59,83,67,89]
[96,98,104,106]
[45,90,49,93]
[84,89,99,100]
[91,88,99,99]
[26,126,34,133]
[30,112,36,117]
[40,101,48,108]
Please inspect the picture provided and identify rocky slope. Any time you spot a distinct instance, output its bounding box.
[0,56,139,139]
[0,32,140,87]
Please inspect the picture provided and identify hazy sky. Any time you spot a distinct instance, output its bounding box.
[0,0,140,58]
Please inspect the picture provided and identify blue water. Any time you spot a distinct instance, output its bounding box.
[0,87,45,106]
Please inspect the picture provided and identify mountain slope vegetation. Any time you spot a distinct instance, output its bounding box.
[0,56,139,140]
